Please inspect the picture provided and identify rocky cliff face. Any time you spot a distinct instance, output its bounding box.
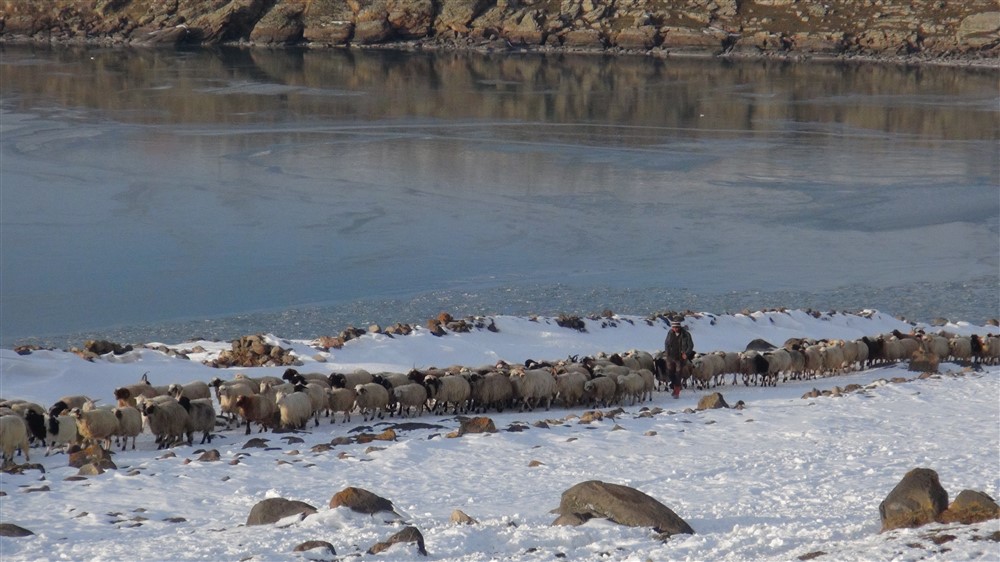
[1,0,997,62]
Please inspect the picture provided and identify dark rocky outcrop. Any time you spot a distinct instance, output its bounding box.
[0,0,997,63]
[83,339,133,355]
[553,480,694,536]
[879,468,949,532]
[246,497,318,526]
[208,334,298,368]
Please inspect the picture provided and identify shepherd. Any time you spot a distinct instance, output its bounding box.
[663,319,694,399]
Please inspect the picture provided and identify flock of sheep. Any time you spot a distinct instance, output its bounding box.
[1,328,997,465]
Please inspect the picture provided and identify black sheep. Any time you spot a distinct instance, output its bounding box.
[22,409,48,446]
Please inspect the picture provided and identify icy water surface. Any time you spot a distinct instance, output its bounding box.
[1,47,997,348]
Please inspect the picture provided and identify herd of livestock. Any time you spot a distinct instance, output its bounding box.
[1,328,998,465]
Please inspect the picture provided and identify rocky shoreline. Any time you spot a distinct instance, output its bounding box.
[1,0,997,67]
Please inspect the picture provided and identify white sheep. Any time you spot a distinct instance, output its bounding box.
[423,374,471,414]
[133,394,175,413]
[802,344,825,378]
[44,413,78,456]
[785,348,806,381]
[949,336,973,363]
[114,382,158,407]
[509,368,557,411]
[719,352,742,385]
[215,381,254,427]
[582,375,617,407]
[213,375,258,397]
[819,343,845,376]
[615,372,645,405]
[852,338,870,369]
[637,368,657,400]
[9,400,44,419]
[624,349,656,373]
[897,336,921,360]
[329,369,374,389]
[690,354,724,389]
[838,340,860,371]
[555,371,589,408]
[112,406,142,451]
[299,382,328,426]
[326,387,357,424]
[763,348,792,383]
[593,363,630,380]
[556,362,593,379]
[986,335,1000,365]
[139,398,189,449]
[70,407,119,450]
[881,336,905,363]
[49,395,92,416]
[283,369,331,387]
[0,414,30,464]
[392,383,428,418]
[372,372,411,390]
[259,381,295,400]
[233,373,283,390]
[275,391,312,430]
[468,372,515,413]
[921,334,951,359]
[178,397,216,445]
[167,381,211,401]
[354,383,390,422]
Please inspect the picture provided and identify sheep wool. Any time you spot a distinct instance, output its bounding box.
[0,414,30,464]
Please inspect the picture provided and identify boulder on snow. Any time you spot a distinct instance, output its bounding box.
[553,480,694,536]
[68,445,116,470]
[908,349,940,373]
[368,526,428,556]
[0,523,34,537]
[879,468,949,532]
[246,497,317,526]
[293,540,336,555]
[938,489,1000,524]
[450,509,478,525]
[329,486,398,516]
[696,392,729,410]
[458,416,497,435]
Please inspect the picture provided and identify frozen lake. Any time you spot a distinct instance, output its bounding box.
[1,47,997,348]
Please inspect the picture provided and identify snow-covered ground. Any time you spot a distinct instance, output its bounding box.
[1,309,998,561]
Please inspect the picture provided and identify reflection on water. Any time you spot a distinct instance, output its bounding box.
[5,46,999,136]
[1,45,997,347]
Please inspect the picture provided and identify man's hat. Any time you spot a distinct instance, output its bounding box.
[670,320,682,328]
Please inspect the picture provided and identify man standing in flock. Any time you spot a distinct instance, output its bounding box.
[663,320,694,398]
